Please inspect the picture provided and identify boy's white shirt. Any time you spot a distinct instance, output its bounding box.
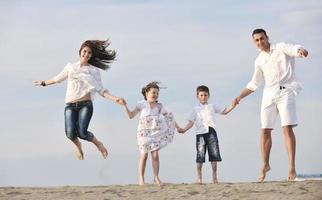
[187,102,226,135]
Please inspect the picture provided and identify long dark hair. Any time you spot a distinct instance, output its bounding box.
[79,40,116,70]
[141,81,160,100]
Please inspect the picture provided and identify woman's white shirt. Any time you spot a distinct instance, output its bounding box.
[53,61,107,103]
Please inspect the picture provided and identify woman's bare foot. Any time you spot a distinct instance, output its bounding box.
[258,165,271,182]
[72,139,84,160]
[154,176,163,186]
[139,176,145,186]
[76,146,84,160]
[97,142,108,159]
[288,168,297,181]
[91,137,108,159]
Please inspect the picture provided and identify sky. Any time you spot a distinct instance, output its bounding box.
[1,0,322,186]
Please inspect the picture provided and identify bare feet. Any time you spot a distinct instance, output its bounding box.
[258,165,271,182]
[196,178,203,184]
[97,142,108,159]
[139,176,145,186]
[213,177,219,184]
[288,168,297,181]
[72,139,84,160]
[76,146,84,160]
[154,176,163,186]
[73,139,84,160]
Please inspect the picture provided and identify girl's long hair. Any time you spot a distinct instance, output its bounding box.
[79,40,116,70]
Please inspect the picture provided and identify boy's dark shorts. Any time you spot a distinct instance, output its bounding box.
[196,127,222,163]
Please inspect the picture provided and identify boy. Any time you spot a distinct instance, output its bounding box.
[178,85,235,183]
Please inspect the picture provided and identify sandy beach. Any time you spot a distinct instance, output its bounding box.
[1,180,321,200]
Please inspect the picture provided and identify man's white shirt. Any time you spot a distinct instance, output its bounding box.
[246,42,303,102]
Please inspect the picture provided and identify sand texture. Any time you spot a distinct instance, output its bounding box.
[1,180,321,200]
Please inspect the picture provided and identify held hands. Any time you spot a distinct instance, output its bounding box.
[232,97,240,108]
[298,48,308,58]
[34,80,45,86]
[177,127,186,134]
[175,122,186,134]
[115,98,127,106]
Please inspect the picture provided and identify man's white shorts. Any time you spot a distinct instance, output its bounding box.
[261,89,297,129]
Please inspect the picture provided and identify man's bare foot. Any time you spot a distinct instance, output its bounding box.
[258,165,271,182]
[139,176,145,186]
[154,176,163,186]
[196,178,203,184]
[97,142,108,159]
[213,177,219,184]
[288,168,297,181]
[76,147,84,160]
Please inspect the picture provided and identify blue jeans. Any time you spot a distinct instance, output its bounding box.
[196,127,222,163]
[64,100,94,141]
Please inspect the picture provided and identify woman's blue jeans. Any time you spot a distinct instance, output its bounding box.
[64,100,94,141]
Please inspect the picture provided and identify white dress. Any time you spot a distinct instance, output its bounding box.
[136,101,175,153]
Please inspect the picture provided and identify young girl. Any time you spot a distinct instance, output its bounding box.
[34,40,124,160]
[122,82,178,186]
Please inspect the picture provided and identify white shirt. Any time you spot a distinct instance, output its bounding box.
[187,103,226,135]
[53,61,108,103]
[246,42,303,100]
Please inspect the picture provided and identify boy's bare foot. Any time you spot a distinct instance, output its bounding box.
[139,176,145,186]
[97,142,108,159]
[258,165,271,182]
[154,176,163,186]
[288,168,297,181]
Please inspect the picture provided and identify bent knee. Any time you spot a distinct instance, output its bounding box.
[78,131,94,141]
[65,131,77,141]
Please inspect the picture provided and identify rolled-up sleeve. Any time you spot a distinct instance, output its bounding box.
[280,42,303,57]
[93,69,108,96]
[246,64,263,91]
[52,64,69,83]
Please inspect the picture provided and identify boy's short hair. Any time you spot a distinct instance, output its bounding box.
[196,85,209,95]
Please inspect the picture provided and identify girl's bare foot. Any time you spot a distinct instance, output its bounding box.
[258,165,271,182]
[154,176,163,186]
[288,168,297,181]
[139,176,145,186]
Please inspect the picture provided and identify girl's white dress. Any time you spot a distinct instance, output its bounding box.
[136,101,175,153]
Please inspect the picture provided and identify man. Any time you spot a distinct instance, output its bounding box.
[233,28,308,182]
